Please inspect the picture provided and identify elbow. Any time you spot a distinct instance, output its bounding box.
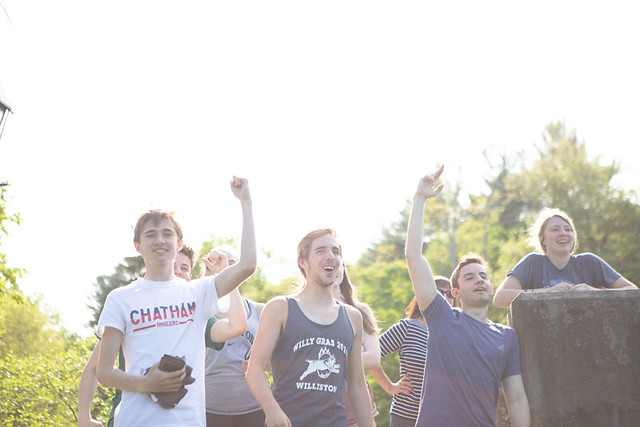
[239,259,258,279]
[232,322,248,338]
[405,251,419,265]
[404,247,413,261]
[95,367,107,386]
[362,354,381,371]
[492,294,508,308]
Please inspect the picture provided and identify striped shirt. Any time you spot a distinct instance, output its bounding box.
[379,318,429,420]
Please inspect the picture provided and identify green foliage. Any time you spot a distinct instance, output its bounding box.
[242,272,299,303]
[0,294,53,360]
[0,290,109,426]
[0,183,24,298]
[349,260,412,332]
[0,337,110,427]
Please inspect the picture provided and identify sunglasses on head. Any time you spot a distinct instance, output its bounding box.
[438,288,453,298]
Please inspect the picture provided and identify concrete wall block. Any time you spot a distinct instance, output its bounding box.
[509,290,640,427]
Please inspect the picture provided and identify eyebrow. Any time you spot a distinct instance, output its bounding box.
[313,245,340,252]
[144,227,175,234]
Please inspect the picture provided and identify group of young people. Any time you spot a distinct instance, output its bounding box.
[78,168,636,427]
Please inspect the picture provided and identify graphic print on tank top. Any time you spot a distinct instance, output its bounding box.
[300,346,341,380]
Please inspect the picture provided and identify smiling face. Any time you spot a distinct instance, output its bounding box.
[174,252,192,281]
[540,216,575,255]
[134,217,183,267]
[298,233,341,288]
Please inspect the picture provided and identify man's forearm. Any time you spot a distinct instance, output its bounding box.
[238,198,257,275]
[246,367,283,420]
[97,366,145,392]
[406,195,426,261]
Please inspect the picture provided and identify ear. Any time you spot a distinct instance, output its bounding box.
[177,239,184,252]
[450,287,461,299]
[298,257,307,274]
[134,242,142,254]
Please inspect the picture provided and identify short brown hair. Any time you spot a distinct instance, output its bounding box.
[133,210,183,244]
[450,253,488,289]
[179,245,197,268]
[296,228,339,278]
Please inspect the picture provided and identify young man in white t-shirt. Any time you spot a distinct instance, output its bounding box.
[96,176,256,427]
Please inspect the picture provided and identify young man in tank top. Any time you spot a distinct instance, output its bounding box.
[246,228,375,427]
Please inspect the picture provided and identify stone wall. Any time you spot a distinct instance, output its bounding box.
[508,290,640,427]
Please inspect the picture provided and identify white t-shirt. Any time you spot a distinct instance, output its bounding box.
[97,275,219,427]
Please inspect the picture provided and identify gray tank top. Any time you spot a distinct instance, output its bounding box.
[204,298,261,415]
[271,297,354,427]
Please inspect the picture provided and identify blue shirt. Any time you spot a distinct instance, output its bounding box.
[417,296,521,427]
[508,252,621,289]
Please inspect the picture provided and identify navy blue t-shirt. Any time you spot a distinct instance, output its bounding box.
[417,296,521,426]
[508,252,621,290]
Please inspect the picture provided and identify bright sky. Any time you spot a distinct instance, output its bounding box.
[1,1,639,336]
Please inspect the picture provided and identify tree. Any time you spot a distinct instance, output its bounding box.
[498,121,640,283]
[0,293,53,360]
[86,255,145,328]
[0,184,24,299]
[0,288,110,426]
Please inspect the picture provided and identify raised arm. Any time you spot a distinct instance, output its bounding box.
[215,176,257,298]
[406,166,444,311]
[246,298,290,427]
[78,343,104,427]
[208,289,248,342]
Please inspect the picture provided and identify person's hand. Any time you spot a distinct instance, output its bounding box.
[570,283,599,291]
[202,249,230,275]
[78,418,103,427]
[388,375,413,395]
[415,165,444,200]
[143,361,186,393]
[230,176,250,201]
[548,282,573,292]
[265,406,292,427]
